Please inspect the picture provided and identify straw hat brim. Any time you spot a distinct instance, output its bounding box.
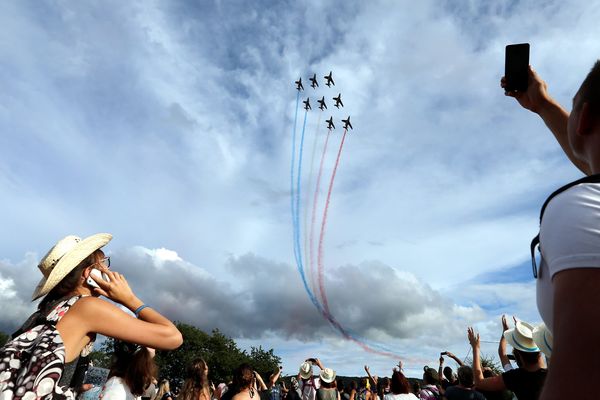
[32,233,112,300]
[504,328,540,353]
[320,369,336,383]
[532,324,553,358]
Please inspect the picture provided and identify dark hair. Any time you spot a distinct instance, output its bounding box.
[350,381,358,390]
[514,349,540,366]
[576,60,600,113]
[390,371,410,395]
[411,381,421,394]
[422,367,439,385]
[456,366,474,388]
[108,341,157,396]
[442,366,453,382]
[232,364,254,391]
[482,368,495,378]
[178,358,209,400]
[320,380,336,389]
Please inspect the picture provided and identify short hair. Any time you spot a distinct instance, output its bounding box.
[576,60,600,113]
[422,367,439,385]
[390,371,411,395]
[442,366,453,381]
[514,349,541,366]
[456,366,474,388]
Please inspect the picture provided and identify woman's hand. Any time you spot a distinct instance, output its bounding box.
[89,269,140,309]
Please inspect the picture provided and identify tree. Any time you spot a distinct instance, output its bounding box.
[0,331,9,347]
[248,346,281,381]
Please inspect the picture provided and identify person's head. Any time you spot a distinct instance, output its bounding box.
[382,377,390,390]
[512,349,542,367]
[299,362,313,381]
[390,370,410,395]
[422,367,439,385]
[482,367,495,379]
[456,366,474,388]
[350,381,358,391]
[411,381,421,395]
[156,379,171,398]
[442,366,454,382]
[569,61,600,161]
[178,358,210,400]
[232,364,254,391]
[319,368,336,388]
[34,234,112,305]
[108,340,157,396]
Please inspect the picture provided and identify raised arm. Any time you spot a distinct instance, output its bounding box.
[498,315,512,370]
[255,371,268,391]
[501,66,591,175]
[438,355,444,384]
[445,352,464,367]
[364,365,378,387]
[468,327,506,392]
[269,367,282,388]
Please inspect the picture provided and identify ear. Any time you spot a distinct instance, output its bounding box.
[576,102,594,136]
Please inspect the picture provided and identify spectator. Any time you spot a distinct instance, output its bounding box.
[177,358,211,400]
[298,358,326,400]
[438,352,464,390]
[154,380,175,400]
[382,370,418,400]
[379,377,391,400]
[142,379,159,400]
[0,234,182,399]
[502,60,600,399]
[444,366,485,400]
[498,315,516,372]
[477,369,510,400]
[410,382,420,398]
[316,368,339,400]
[418,367,440,400]
[229,364,258,400]
[348,381,358,400]
[268,368,284,400]
[468,325,546,400]
[100,341,157,399]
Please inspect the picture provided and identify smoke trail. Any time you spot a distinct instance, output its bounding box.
[304,111,322,295]
[317,129,347,314]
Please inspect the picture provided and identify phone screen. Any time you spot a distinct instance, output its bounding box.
[505,43,530,92]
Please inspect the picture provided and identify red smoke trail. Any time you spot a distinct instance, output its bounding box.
[309,128,331,305]
[317,129,347,315]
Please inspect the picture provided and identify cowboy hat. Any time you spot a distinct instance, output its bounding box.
[32,233,112,300]
[299,362,313,379]
[319,368,336,384]
[504,320,540,353]
[532,323,553,358]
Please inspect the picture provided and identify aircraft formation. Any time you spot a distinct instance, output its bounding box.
[295,71,352,130]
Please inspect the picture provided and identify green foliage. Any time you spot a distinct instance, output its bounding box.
[154,323,281,387]
[465,353,503,376]
[89,338,116,369]
[0,331,9,347]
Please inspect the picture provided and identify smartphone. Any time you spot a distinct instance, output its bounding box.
[505,43,530,92]
[440,352,448,356]
[86,269,110,288]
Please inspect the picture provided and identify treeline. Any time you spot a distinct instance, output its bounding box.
[89,322,281,385]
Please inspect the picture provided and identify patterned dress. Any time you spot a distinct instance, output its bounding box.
[0,295,92,400]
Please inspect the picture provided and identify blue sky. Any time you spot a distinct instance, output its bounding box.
[1,0,599,378]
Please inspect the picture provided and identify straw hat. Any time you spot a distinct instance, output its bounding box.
[532,323,553,358]
[32,233,112,300]
[504,320,540,353]
[319,368,336,384]
[299,362,313,379]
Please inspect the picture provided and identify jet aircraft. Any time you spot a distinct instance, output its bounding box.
[324,71,335,87]
[341,116,353,130]
[303,98,311,110]
[295,78,304,91]
[326,117,335,130]
[310,73,319,89]
[333,93,344,108]
[317,96,327,110]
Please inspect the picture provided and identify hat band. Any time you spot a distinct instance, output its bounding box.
[512,332,539,352]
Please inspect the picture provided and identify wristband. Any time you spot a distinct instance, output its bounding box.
[134,304,150,317]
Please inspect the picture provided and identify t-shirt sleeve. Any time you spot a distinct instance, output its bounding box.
[502,363,513,372]
[541,184,600,277]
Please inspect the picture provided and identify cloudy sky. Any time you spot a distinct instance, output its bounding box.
[1,0,599,378]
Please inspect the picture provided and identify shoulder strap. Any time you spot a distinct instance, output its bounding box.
[530,173,600,278]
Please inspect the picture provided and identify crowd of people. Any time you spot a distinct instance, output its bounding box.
[2,57,600,400]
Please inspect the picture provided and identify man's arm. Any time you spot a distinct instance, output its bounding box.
[468,327,507,392]
[438,355,444,385]
[502,66,591,175]
[540,269,600,399]
[445,352,464,367]
[269,367,282,388]
[498,315,512,370]
[364,365,377,387]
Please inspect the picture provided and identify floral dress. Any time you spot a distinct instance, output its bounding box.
[0,295,92,400]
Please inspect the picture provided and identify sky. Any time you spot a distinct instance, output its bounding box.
[1,0,600,379]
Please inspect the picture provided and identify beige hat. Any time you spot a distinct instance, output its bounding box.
[32,233,112,300]
[532,323,553,358]
[299,362,313,379]
[504,320,540,353]
[319,368,336,383]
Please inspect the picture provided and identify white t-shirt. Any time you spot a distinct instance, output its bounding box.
[100,376,139,400]
[383,393,418,400]
[536,183,600,333]
[299,377,321,400]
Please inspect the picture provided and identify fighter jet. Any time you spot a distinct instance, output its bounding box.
[303,98,311,110]
[333,93,344,108]
[326,117,335,130]
[324,71,335,87]
[317,96,327,110]
[341,116,353,130]
[295,78,304,91]
[310,73,319,89]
